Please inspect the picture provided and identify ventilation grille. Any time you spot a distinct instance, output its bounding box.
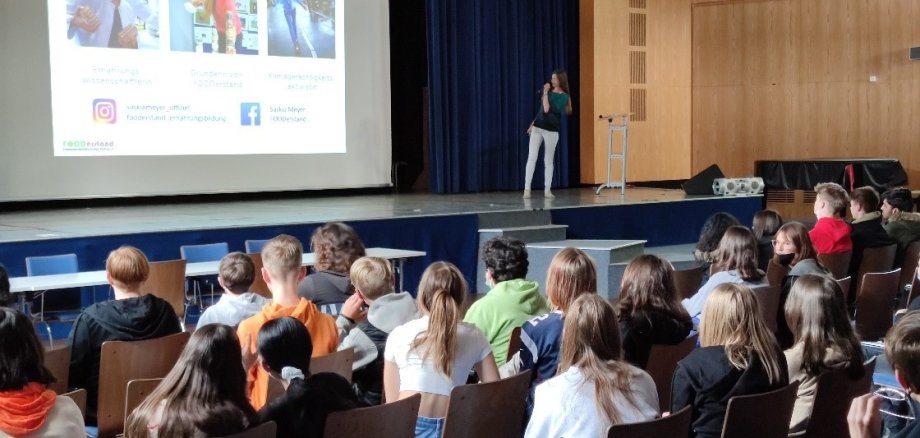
[803,191,817,203]
[629,0,647,8]
[629,13,647,47]
[766,190,796,204]
[630,51,646,84]
[630,88,647,122]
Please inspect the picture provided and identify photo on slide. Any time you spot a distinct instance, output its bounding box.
[66,0,161,49]
[169,0,259,55]
[267,0,336,58]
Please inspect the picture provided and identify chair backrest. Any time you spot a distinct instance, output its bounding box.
[507,326,522,359]
[44,345,71,394]
[646,333,698,412]
[766,261,790,287]
[25,254,78,276]
[310,348,355,383]
[834,276,852,305]
[441,370,533,438]
[898,241,920,299]
[906,275,920,310]
[124,378,163,424]
[323,393,421,438]
[801,357,876,438]
[674,265,705,300]
[61,389,87,418]
[721,381,800,438]
[607,405,692,438]
[218,421,277,438]
[245,253,272,299]
[244,239,271,255]
[96,332,191,438]
[180,242,230,263]
[750,285,781,333]
[855,269,902,341]
[144,259,187,319]
[855,244,898,299]
[817,251,852,280]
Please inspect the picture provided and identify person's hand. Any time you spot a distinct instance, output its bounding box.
[73,6,101,33]
[526,124,533,135]
[118,25,138,48]
[240,332,258,371]
[543,83,551,94]
[340,293,368,323]
[847,394,882,438]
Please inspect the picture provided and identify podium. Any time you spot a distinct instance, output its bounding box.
[595,113,631,196]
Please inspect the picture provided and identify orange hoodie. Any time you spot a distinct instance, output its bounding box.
[0,383,57,436]
[238,298,338,409]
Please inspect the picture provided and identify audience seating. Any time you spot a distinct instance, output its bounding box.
[788,357,876,438]
[96,332,191,438]
[323,393,421,438]
[144,259,189,327]
[219,421,277,438]
[606,405,692,438]
[750,285,781,333]
[507,326,522,359]
[673,266,705,300]
[25,253,80,344]
[245,253,272,299]
[310,348,355,383]
[854,269,902,341]
[765,261,789,287]
[898,240,920,304]
[441,370,532,438]
[646,333,698,412]
[244,239,271,255]
[853,244,898,303]
[44,345,71,394]
[721,381,800,438]
[180,242,229,307]
[124,378,163,425]
[61,389,87,418]
[833,277,852,305]
[817,251,851,280]
[905,275,920,310]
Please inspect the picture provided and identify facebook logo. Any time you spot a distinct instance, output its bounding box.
[240,103,261,126]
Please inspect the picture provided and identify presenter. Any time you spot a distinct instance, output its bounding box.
[524,69,573,199]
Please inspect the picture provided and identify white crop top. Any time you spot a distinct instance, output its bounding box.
[384,316,492,396]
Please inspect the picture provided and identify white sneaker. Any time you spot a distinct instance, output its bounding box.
[523,190,531,199]
[544,191,555,199]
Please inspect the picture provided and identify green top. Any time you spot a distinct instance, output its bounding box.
[463,278,549,365]
[546,91,569,115]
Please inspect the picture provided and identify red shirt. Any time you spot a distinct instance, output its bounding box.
[213,0,242,34]
[809,217,853,254]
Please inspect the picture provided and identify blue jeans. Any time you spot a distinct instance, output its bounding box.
[415,416,445,438]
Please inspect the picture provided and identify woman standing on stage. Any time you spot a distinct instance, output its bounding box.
[524,69,573,199]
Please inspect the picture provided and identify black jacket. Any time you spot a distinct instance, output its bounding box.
[619,308,693,369]
[298,270,353,307]
[259,373,361,438]
[849,215,896,278]
[67,294,182,425]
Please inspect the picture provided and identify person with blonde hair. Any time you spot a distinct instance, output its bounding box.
[68,246,182,425]
[383,262,499,437]
[784,275,864,433]
[525,294,659,437]
[672,283,788,438]
[810,182,853,254]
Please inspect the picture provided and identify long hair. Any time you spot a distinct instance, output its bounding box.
[752,210,783,241]
[696,212,741,253]
[559,294,638,426]
[0,307,54,391]
[412,262,467,378]
[713,226,764,281]
[700,284,785,385]
[310,222,366,273]
[552,69,570,94]
[616,255,690,324]
[258,317,314,376]
[784,275,864,378]
[773,222,821,268]
[125,325,257,438]
[545,248,598,314]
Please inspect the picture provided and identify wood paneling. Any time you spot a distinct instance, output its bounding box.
[692,0,920,184]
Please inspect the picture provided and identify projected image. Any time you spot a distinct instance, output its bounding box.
[169,0,259,54]
[267,0,336,58]
[66,0,161,49]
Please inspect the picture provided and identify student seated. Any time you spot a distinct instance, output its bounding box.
[125,324,259,437]
[771,221,831,347]
[298,222,366,311]
[615,254,692,369]
[784,275,864,433]
[881,187,920,263]
[384,262,500,437]
[753,209,783,271]
[0,307,84,437]
[68,246,182,425]
[257,317,360,438]
[196,252,271,328]
[525,294,659,438]
[694,212,742,268]
[464,236,548,366]
[336,256,417,406]
[848,186,896,277]
[672,283,788,438]
[810,182,853,254]
[238,235,338,410]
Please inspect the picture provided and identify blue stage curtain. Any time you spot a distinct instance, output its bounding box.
[426,0,578,193]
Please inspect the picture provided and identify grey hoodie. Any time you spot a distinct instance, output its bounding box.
[336,291,418,369]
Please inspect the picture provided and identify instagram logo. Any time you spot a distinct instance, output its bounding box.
[93,99,117,124]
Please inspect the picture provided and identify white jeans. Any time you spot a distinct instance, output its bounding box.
[524,127,559,191]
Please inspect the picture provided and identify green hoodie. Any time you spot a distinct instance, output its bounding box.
[463,278,549,365]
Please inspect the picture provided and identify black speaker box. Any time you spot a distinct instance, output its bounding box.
[911,46,920,61]
[682,164,725,195]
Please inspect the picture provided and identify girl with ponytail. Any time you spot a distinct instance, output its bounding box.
[384,262,499,438]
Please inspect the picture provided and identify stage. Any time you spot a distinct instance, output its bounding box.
[0,187,763,296]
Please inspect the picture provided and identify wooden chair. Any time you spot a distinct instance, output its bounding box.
[854,269,902,341]
[751,285,781,333]
[898,241,920,304]
[96,332,191,438]
[674,265,705,300]
[124,378,162,424]
[905,275,920,309]
[834,277,852,305]
[790,358,876,438]
[62,389,87,418]
[817,251,852,280]
[218,421,277,438]
[854,244,898,303]
[44,345,71,394]
[144,259,188,325]
[766,261,790,287]
[441,370,532,438]
[721,381,800,438]
[246,253,272,299]
[310,348,355,383]
[607,405,692,438]
[645,333,698,413]
[507,326,522,360]
[323,393,421,438]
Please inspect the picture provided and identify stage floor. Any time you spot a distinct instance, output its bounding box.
[0,188,760,244]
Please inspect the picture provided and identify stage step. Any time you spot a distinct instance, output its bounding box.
[477,210,553,229]
[526,239,647,300]
[478,224,568,244]
[475,211,567,294]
